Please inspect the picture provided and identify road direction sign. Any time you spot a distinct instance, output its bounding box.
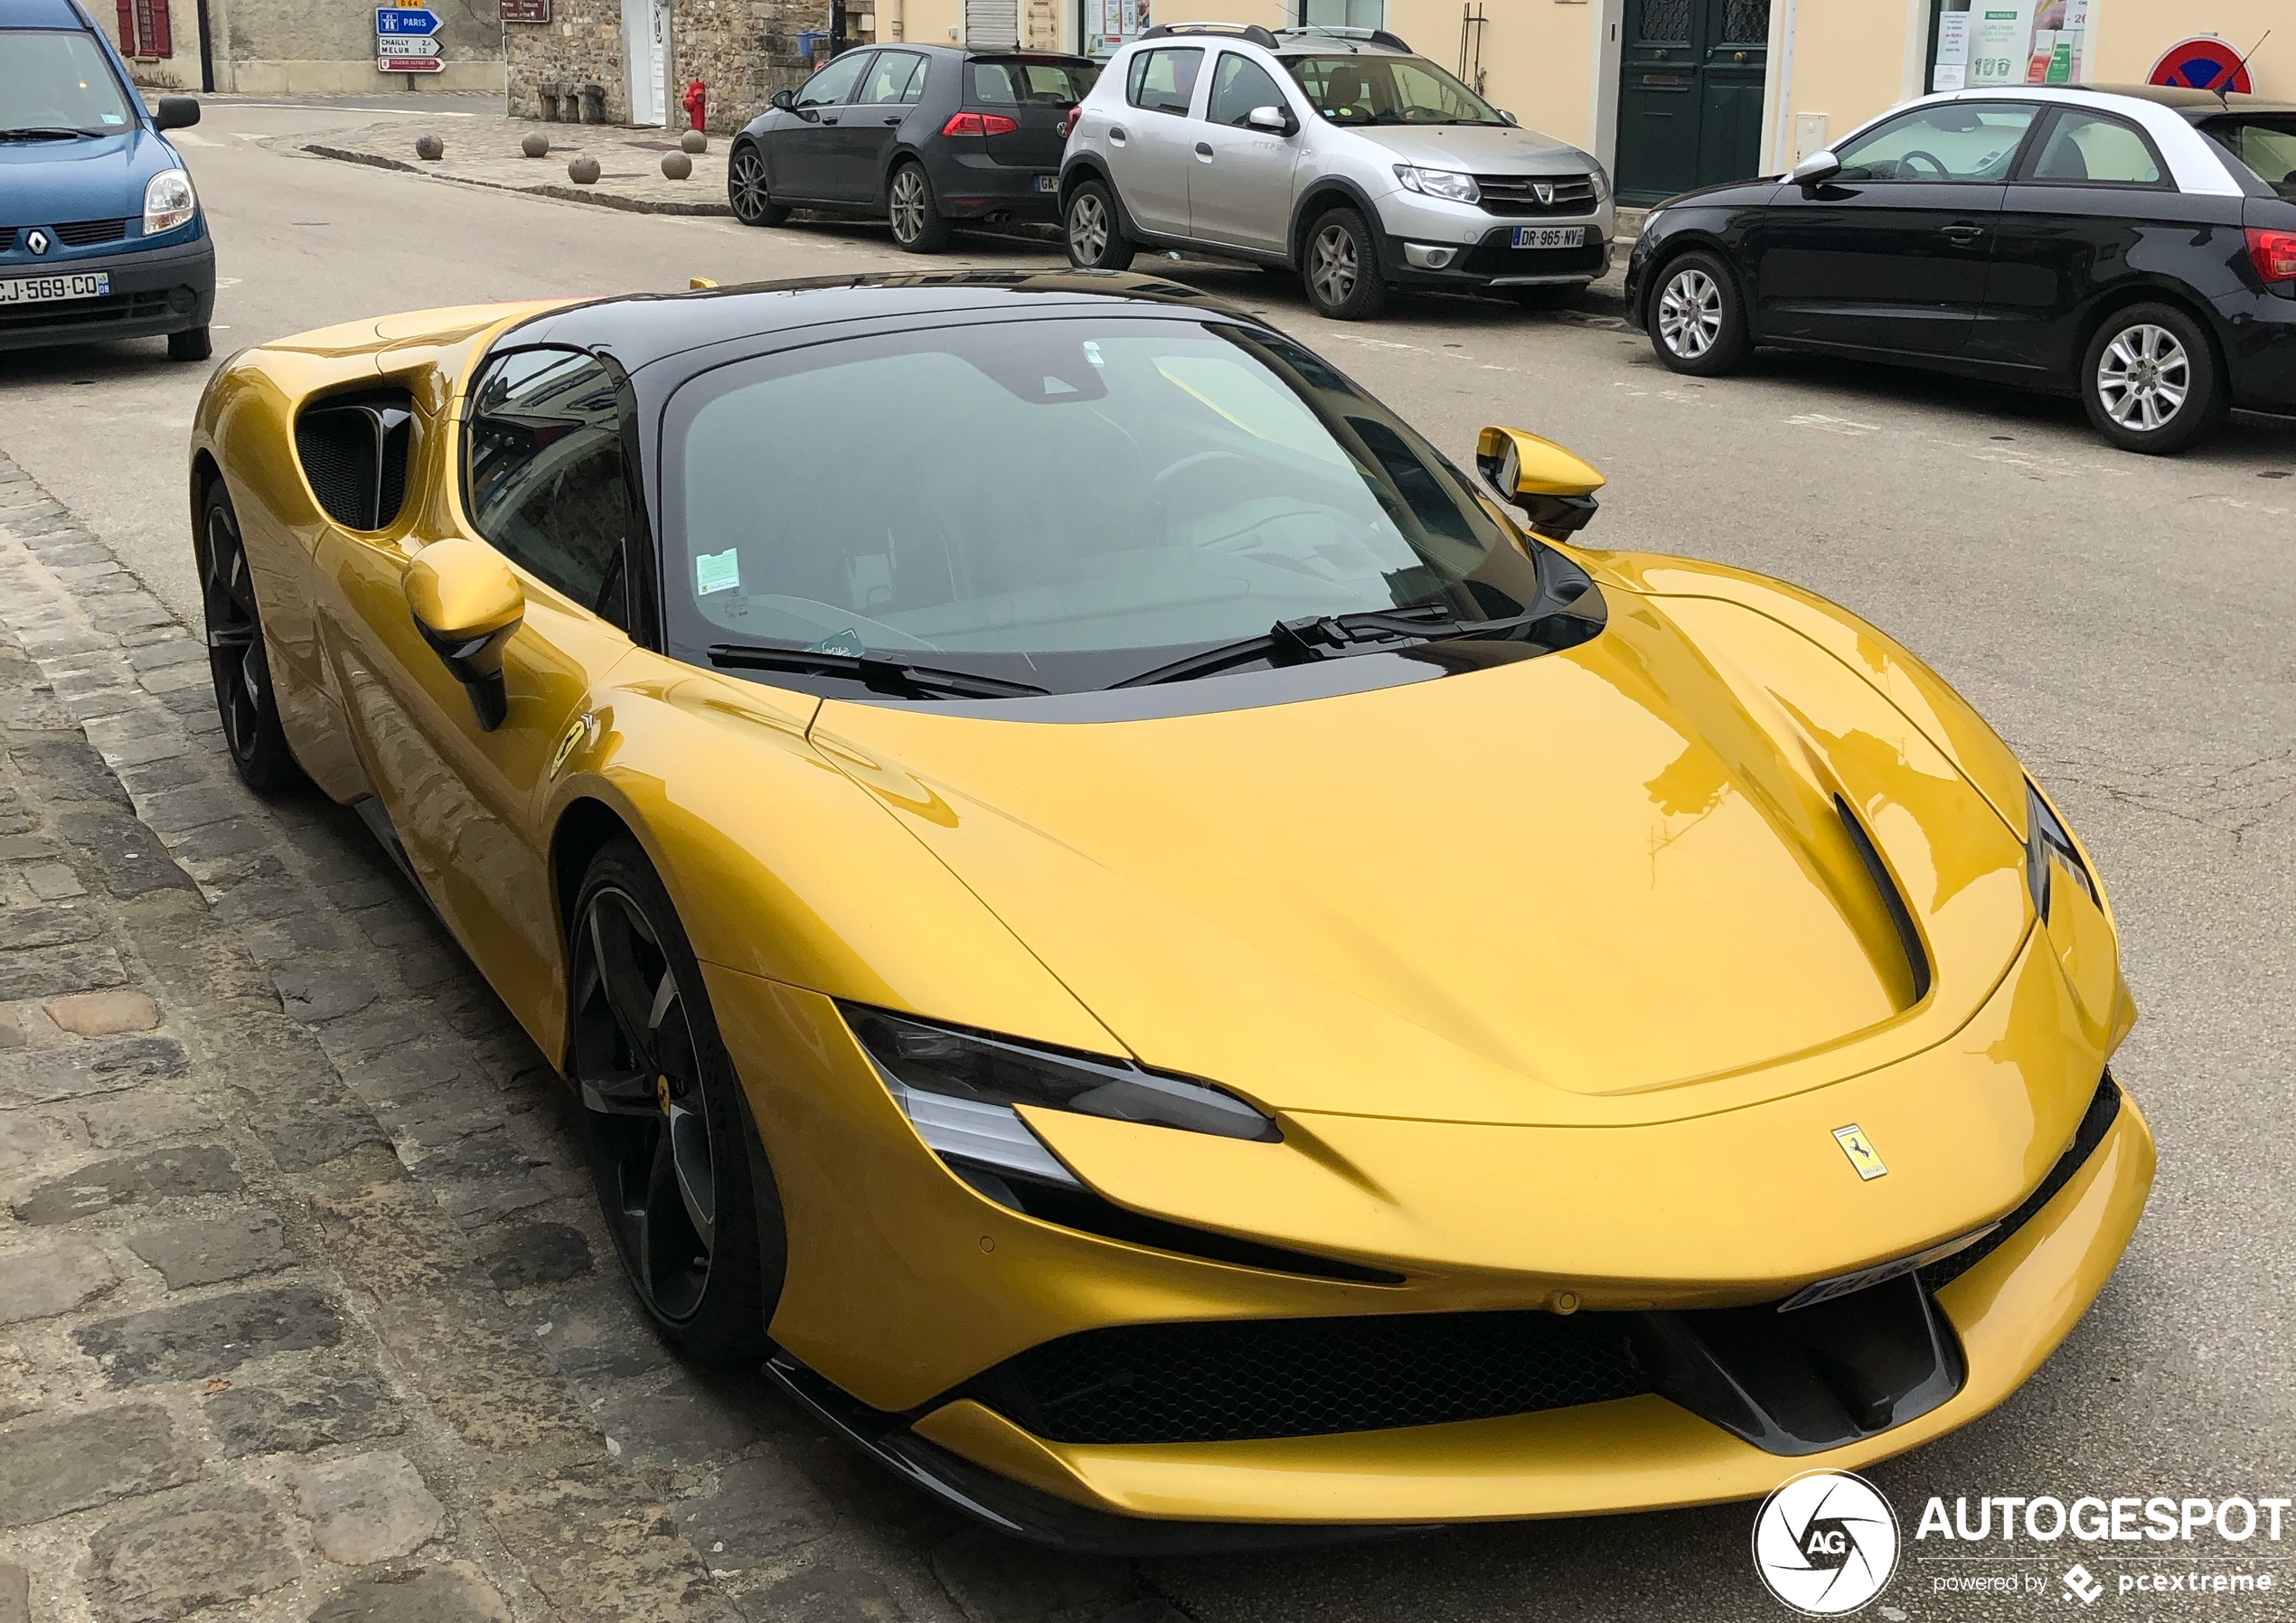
[376,34,436,56]
[374,7,442,35]
[376,54,444,71]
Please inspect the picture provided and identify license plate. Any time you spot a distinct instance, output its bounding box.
[0,272,110,305]
[1034,174,1058,192]
[1777,1224,1998,1313]
[1512,226,1586,250]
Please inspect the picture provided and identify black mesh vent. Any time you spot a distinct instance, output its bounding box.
[1463,235,1608,279]
[0,289,169,333]
[53,218,129,246]
[295,394,414,530]
[962,1310,1649,1445]
[1473,174,1599,216]
[0,229,16,252]
[1919,1071,2122,1295]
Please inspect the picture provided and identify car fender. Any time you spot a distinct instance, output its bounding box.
[1288,173,1388,268]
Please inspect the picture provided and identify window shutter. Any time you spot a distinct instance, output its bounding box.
[115,0,137,52]
[148,0,172,58]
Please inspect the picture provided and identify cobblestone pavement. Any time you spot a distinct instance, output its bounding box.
[0,455,1188,1621]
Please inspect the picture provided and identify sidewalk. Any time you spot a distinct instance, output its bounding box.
[297,117,735,218]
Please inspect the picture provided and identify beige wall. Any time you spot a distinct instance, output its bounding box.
[2090,0,2286,99]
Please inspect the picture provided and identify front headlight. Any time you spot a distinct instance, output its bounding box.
[143,168,197,236]
[844,1004,1277,1190]
[2026,780,2098,922]
[1589,164,1611,202]
[1394,164,1481,204]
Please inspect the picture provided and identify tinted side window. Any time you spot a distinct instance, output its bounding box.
[466,350,633,624]
[2028,109,2167,187]
[795,51,870,109]
[859,51,926,106]
[1126,48,1202,117]
[1834,101,2037,183]
[1207,52,1285,127]
[969,59,1096,103]
[2200,116,2296,199]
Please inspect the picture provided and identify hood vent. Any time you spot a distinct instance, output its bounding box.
[1835,796,1932,1007]
[296,391,415,531]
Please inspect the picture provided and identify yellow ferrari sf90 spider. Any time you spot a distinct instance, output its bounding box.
[188,271,2150,1551]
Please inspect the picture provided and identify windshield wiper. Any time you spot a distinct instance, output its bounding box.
[0,127,99,141]
[707,643,1049,700]
[1114,605,1498,688]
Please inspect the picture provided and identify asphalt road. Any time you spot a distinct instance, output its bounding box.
[3,97,2292,1622]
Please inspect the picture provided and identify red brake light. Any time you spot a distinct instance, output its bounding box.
[941,111,1020,137]
[2248,226,2296,284]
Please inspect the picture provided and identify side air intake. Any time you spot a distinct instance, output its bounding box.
[296,392,415,531]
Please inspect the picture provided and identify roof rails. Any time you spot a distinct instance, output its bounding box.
[1273,23,1415,53]
[1138,22,1282,49]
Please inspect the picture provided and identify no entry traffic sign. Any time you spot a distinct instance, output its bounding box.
[2149,35,2254,95]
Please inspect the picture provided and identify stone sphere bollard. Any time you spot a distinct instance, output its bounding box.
[414,134,444,161]
[680,129,707,155]
[568,155,601,185]
[521,131,550,158]
[660,152,692,181]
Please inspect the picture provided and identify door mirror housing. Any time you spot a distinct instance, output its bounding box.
[1498,108,1519,127]
[1474,426,1606,537]
[154,95,201,131]
[1245,104,1297,136]
[1790,148,1841,187]
[406,539,524,731]
[770,88,795,112]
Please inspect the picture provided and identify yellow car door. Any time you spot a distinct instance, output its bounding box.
[312,345,640,1049]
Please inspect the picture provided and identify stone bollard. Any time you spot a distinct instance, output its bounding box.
[415,135,444,161]
[521,131,550,158]
[680,129,707,155]
[568,155,600,185]
[660,153,692,181]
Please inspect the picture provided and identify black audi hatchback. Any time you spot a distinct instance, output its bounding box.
[1624,85,2296,454]
[728,45,1096,253]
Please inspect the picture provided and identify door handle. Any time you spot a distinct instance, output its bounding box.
[884,115,903,125]
[1940,223,1985,241]
[1109,125,1127,145]
[820,114,840,125]
[1195,141,1214,158]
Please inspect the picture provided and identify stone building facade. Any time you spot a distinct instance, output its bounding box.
[510,0,838,133]
[99,0,504,96]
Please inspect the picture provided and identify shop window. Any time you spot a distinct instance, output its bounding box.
[1296,0,1385,28]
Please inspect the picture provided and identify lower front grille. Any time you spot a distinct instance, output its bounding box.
[960,1309,1650,1445]
[1919,1070,2122,1294]
[0,229,16,252]
[0,289,172,333]
[1462,237,1608,279]
[54,218,130,247]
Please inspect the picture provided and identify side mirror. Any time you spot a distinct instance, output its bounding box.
[1245,104,1297,136]
[1474,426,1606,537]
[154,95,201,131]
[1790,148,1841,187]
[1499,109,1519,127]
[770,89,795,112]
[406,539,523,731]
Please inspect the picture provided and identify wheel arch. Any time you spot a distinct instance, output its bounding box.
[1634,230,1741,329]
[1288,177,1384,271]
[878,145,930,209]
[2069,280,2231,394]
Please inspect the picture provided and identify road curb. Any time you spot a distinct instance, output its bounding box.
[300,142,736,217]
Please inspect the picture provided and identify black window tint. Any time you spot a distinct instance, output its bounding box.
[1207,52,1285,128]
[466,350,633,622]
[1127,48,1202,116]
[2201,115,2296,199]
[969,59,1096,103]
[859,51,926,106]
[795,51,870,109]
[2028,109,2166,187]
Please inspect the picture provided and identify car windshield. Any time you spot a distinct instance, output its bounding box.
[967,58,1097,104]
[0,30,135,135]
[2200,114,2296,201]
[1283,53,1503,127]
[661,316,1543,696]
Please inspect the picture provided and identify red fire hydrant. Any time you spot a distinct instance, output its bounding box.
[682,80,708,133]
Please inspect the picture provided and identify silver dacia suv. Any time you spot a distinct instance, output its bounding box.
[1059,21,1614,320]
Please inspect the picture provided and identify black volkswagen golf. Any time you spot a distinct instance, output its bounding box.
[728,45,1096,254]
[1624,86,2296,454]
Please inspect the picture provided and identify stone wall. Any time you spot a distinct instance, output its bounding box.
[100,0,204,92]
[509,0,835,134]
[204,0,505,95]
[505,0,631,123]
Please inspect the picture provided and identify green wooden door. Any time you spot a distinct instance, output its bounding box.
[1614,0,1772,205]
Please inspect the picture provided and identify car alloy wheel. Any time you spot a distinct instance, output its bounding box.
[1310,223,1359,309]
[198,487,297,790]
[1658,266,1723,360]
[889,166,927,244]
[728,146,784,226]
[1068,191,1110,263]
[572,885,720,1323]
[2094,323,2188,434]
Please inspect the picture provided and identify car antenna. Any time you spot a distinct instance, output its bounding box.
[2220,30,2270,108]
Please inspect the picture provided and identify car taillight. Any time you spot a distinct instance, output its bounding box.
[941,111,1021,137]
[2248,226,2296,284]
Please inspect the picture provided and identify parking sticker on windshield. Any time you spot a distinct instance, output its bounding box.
[695,548,740,596]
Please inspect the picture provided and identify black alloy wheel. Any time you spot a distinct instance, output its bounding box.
[198,483,299,791]
[728,143,790,227]
[1649,249,1749,376]
[2081,301,2226,455]
[569,839,783,1361]
[1063,179,1135,271]
[1303,206,1388,321]
[887,161,951,253]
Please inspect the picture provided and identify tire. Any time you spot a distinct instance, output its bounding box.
[1302,206,1388,321]
[197,482,300,793]
[2080,302,2225,455]
[886,161,950,253]
[1064,179,1135,271]
[1511,282,1588,312]
[569,838,786,1363]
[168,325,212,362]
[1647,249,1750,375]
[728,142,790,227]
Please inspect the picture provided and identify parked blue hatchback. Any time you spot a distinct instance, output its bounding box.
[1,0,214,361]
